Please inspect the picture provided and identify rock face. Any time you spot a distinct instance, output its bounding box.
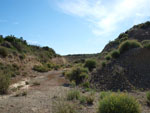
[91,22,150,91]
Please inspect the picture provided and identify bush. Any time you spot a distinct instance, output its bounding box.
[101,61,106,68]
[81,81,90,88]
[141,40,150,49]
[0,73,10,94]
[146,91,150,105]
[99,91,112,100]
[119,40,142,54]
[33,65,49,72]
[86,94,95,105]
[0,47,8,57]
[111,50,120,59]
[84,59,96,71]
[67,89,80,100]
[79,96,87,104]
[98,93,141,113]
[105,55,111,60]
[66,67,88,85]
[79,93,95,105]
[53,101,77,113]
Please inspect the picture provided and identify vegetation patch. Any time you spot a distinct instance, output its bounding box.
[98,93,141,113]
[66,67,89,85]
[0,47,8,57]
[33,65,49,72]
[105,55,111,61]
[67,89,80,100]
[119,40,142,54]
[0,73,10,94]
[111,50,120,59]
[146,91,150,106]
[84,59,96,71]
[53,101,78,113]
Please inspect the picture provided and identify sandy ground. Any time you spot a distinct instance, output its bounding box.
[0,70,70,113]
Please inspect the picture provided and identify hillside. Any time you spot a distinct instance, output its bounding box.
[0,35,65,94]
[90,21,150,91]
[102,21,150,53]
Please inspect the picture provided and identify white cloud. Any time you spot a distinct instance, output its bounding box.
[56,0,150,36]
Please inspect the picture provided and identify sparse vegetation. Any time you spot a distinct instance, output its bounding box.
[0,73,10,94]
[53,101,77,113]
[98,93,141,113]
[146,91,150,106]
[67,89,80,100]
[33,65,49,72]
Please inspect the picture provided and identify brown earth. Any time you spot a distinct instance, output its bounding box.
[91,48,150,91]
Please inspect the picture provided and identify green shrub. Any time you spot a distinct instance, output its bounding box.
[101,61,106,68]
[119,40,142,54]
[146,91,150,105]
[66,67,88,85]
[67,89,80,100]
[86,94,94,105]
[84,59,96,71]
[98,93,141,113]
[33,65,49,72]
[105,55,111,60]
[53,101,77,113]
[0,47,8,57]
[0,73,10,94]
[111,50,120,59]
[70,81,76,87]
[99,91,112,100]
[142,40,150,49]
[79,96,87,104]
[81,81,90,88]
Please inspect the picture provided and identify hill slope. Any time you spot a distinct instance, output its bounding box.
[91,21,150,91]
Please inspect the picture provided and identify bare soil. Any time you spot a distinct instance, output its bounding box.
[0,70,150,113]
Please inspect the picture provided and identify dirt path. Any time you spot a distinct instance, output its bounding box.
[0,70,70,113]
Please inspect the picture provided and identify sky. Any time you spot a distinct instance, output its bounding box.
[0,0,150,55]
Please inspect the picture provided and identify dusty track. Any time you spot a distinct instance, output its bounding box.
[0,70,69,113]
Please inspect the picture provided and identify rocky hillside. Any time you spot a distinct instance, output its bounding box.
[90,21,150,91]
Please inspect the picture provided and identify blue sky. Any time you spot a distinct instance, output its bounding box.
[0,0,150,55]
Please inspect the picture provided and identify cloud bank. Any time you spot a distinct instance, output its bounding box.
[56,0,150,36]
